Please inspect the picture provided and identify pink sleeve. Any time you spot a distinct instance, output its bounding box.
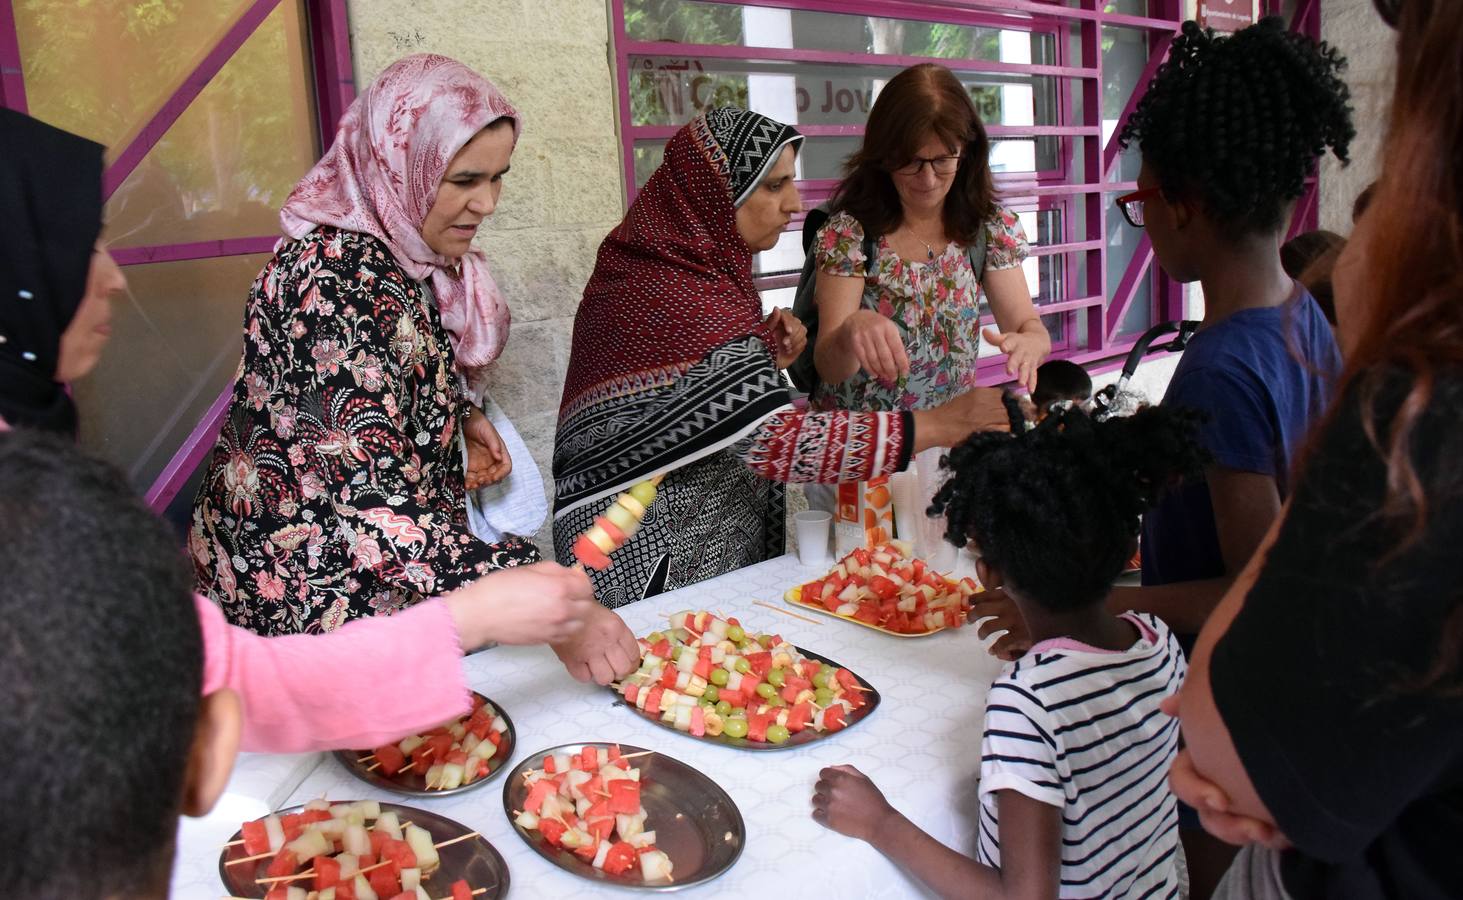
[194,594,472,753]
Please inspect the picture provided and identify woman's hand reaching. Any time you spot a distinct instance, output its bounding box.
[766,307,808,369]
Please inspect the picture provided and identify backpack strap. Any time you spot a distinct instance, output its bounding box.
[968,216,988,284]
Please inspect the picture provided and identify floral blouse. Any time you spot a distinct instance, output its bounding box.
[810,207,1029,412]
[190,227,538,637]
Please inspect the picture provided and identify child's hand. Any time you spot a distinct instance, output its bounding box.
[812,765,897,842]
[968,587,1031,661]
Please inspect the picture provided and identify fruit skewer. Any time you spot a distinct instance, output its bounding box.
[571,475,665,571]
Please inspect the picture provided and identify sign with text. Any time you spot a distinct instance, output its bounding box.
[1198,0,1255,33]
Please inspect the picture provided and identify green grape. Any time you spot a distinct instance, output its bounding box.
[766,668,786,688]
[698,697,714,709]
[646,631,665,645]
[814,687,836,706]
[758,634,776,648]
[812,671,832,690]
[734,658,751,674]
[768,696,787,708]
[702,685,719,704]
[755,682,777,700]
[726,625,746,643]
[709,668,729,686]
[714,700,732,717]
[722,717,749,739]
[629,481,658,506]
[765,724,790,744]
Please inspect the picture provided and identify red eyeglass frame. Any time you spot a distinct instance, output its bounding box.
[1115,187,1164,228]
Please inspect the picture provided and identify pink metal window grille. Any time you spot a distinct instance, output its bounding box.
[610,0,1323,379]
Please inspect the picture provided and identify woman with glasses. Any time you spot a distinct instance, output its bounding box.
[808,63,1049,432]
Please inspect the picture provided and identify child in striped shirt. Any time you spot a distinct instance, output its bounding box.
[812,405,1204,898]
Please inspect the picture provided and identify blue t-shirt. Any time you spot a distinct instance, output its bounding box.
[1141,287,1340,606]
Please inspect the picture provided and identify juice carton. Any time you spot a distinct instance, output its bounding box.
[832,476,895,556]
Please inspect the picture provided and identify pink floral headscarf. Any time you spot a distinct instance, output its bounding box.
[280,53,519,374]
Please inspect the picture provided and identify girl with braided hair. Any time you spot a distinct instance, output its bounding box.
[1113,20,1353,892]
[811,406,1205,899]
[1112,16,1351,646]
[961,20,1354,892]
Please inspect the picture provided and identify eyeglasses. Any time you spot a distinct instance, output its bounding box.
[1115,188,1164,228]
[891,155,961,176]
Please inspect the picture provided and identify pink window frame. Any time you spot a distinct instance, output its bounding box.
[609,0,1323,376]
[0,0,355,512]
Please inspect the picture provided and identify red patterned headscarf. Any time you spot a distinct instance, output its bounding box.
[554,108,803,516]
[279,54,518,376]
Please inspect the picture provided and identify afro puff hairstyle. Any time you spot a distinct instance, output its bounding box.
[1118,17,1354,237]
[928,406,1209,612]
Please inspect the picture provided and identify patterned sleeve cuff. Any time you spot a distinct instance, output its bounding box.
[894,410,915,472]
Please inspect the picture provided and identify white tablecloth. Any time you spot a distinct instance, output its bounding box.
[171,553,1007,899]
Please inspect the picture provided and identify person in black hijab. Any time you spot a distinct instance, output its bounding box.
[0,107,123,434]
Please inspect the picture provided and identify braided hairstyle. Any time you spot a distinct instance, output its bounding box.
[928,406,1208,611]
[1118,17,1354,237]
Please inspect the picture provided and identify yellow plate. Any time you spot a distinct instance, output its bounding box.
[784,584,954,638]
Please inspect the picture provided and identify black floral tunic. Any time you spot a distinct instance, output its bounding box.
[190,228,538,636]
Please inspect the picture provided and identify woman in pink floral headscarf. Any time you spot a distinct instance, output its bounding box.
[190,55,576,639]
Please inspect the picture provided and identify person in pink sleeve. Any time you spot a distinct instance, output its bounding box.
[0,103,638,753]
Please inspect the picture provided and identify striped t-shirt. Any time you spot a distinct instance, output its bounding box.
[977,612,1187,899]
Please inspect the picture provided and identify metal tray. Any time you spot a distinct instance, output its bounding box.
[334,691,516,797]
[219,800,509,899]
[502,742,744,891]
[608,645,880,751]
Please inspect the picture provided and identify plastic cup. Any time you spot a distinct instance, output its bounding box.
[794,510,832,567]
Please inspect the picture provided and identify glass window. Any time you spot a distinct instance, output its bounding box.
[102,2,320,250]
[12,1,329,498]
[73,253,266,490]
[14,0,255,151]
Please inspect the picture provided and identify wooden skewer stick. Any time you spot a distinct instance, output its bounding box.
[433,830,483,850]
[356,752,376,763]
[752,600,823,625]
[224,849,274,866]
[436,888,490,899]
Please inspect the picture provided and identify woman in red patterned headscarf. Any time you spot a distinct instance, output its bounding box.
[192,55,574,640]
[555,107,1009,607]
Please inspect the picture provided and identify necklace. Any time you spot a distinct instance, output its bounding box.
[903,225,940,261]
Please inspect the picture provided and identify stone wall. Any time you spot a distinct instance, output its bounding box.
[1319,0,1396,231]
[346,0,625,550]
